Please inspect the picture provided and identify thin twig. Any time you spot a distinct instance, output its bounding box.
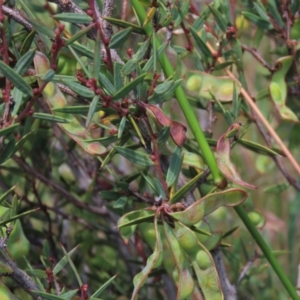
[2,5,33,31]
[255,117,300,191]
[242,45,274,72]
[0,237,42,300]
[237,250,259,285]
[206,42,300,176]
[212,248,237,300]
[13,155,108,216]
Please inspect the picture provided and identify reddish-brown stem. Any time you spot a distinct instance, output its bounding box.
[181,22,193,52]
[0,1,12,125]
[122,0,128,20]
[89,0,113,72]
[144,117,169,199]
[16,81,48,122]
[147,73,161,99]
[242,45,274,72]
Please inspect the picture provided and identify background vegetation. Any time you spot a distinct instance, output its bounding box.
[0,0,300,299]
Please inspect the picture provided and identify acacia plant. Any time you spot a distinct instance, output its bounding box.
[0,0,299,299]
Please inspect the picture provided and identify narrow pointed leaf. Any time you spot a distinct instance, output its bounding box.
[166,147,182,187]
[109,27,132,49]
[0,123,19,138]
[31,113,70,123]
[114,146,154,166]
[91,274,118,297]
[53,13,92,24]
[170,170,204,204]
[113,73,147,100]
[104,17,146,35]
[190,26,212,58]
[53,246,78,275]
[86,95,100,128]
[14,49,36,76]
[0,61,32,96]
[62,80,95,98]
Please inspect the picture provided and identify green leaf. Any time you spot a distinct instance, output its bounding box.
[14,49,36,76]
[253,1,270,21]
[104,17,146,35]
[0,186,15,206]
[20,30,36,56]
[94,32,101,77]
[113,196,128,208]
[118,116,127,138]
[237,138,283,157]
[117,210,141,242]
[208,5,227,32]
[243,11,273,30]
[86,95,100,128]
[114,62,123,91]
[31,113,70,123]
[190,26,212,58]
[267,0,284,28]
[91,274,118,298]
[154,80,175,95]
[53,105,101,114]
[166,147,182,187]
[53,13,92,24]
[32,291,66,300]
[99,72,116,95]
[62,80,95,98]
[192,7,210,31]
[65,24,95,46]
[114,146,154,166]
[264,183,290,193]
[0,208,38,227]
[0,123,19,138]
[0,61,33,96]
[53,246,78,275]
[71,43,94,59]
[109,27,132,49]
[112,73,146,100]
[0,136,16,164]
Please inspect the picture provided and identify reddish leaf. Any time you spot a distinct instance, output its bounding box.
[138,102,187,147]
[144,103,171,127]
[217,124,257,189]
[170,121,187,147]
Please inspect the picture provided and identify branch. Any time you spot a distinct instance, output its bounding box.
[206,42,300,177]
[212,248,237,300]
[0,236,41,300]
[2,6,33,31]
[13,155,108,216]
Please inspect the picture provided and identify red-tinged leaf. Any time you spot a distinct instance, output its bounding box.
[170,121,187,147]
[217,124,257,189]
[170,189,248,226]
[139,102,187,147]
[146,104,171,127]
